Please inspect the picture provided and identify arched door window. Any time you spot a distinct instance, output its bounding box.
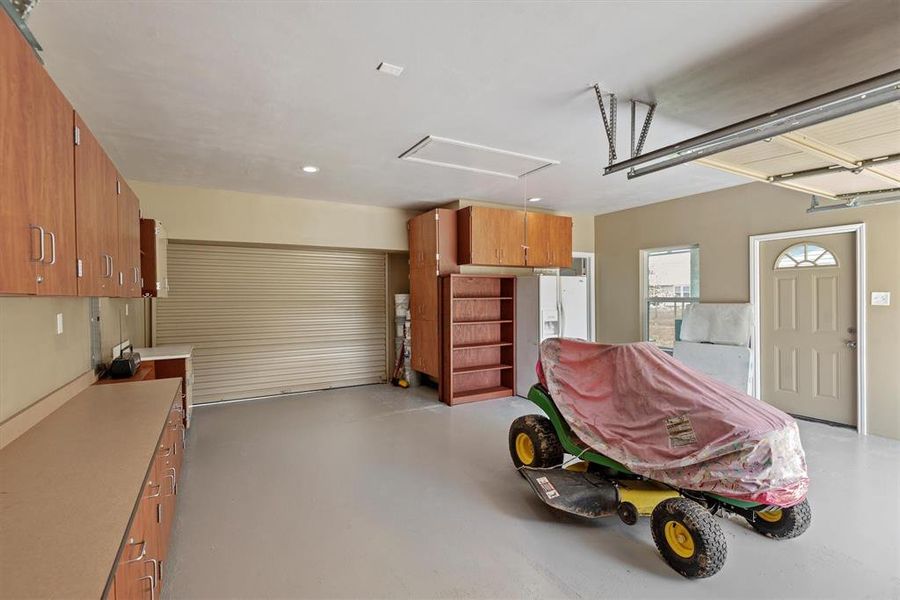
[775,242,837,269]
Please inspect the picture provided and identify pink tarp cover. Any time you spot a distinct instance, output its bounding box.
[539,338,809,507]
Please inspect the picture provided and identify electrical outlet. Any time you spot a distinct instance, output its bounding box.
[871,291,891,306]
[56,313,64,335]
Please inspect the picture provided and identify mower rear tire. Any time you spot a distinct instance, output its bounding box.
[651,497,727,579]
[509,415,564,469]
[746,499,812,539]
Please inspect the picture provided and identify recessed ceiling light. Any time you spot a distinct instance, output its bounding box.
[376,61,404,77]
[528,197,542,202]
[302,165,319,173]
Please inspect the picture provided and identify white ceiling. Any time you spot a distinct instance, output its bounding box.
[27,0,900,214]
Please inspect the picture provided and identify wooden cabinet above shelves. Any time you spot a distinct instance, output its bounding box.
[526,211,572,268]
[457,206,572,268]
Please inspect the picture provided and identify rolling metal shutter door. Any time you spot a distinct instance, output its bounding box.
[156,242,386,403]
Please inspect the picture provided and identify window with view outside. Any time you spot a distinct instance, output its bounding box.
[644,246,699,349]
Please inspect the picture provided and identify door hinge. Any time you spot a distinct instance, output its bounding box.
[435,253,440,262]
[76,258,83,278]
[434,212,439,221]
[73,126,81,146]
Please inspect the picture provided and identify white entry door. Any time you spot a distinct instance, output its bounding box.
[760,233,857,425]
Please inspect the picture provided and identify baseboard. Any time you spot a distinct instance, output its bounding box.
[0,370,97,449]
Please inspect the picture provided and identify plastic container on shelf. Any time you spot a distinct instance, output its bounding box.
[394,294,410,317]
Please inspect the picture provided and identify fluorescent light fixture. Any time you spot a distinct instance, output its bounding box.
[399,135,559,179]
[528,197,542,202]
[301,165,319,173]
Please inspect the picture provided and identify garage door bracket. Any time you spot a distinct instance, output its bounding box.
[594,85,658,168]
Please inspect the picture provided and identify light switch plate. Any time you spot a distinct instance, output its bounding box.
[871,291,891,306]
[56,313,64,335]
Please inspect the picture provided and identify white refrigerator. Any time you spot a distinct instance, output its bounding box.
[516,274,590,397]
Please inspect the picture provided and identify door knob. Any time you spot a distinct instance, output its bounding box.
[845,340,858,349]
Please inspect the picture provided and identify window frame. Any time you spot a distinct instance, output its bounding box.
[774,241,838,269]
[639,244,700,350]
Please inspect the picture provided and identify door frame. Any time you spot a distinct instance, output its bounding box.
[573,251,596,341]
[749,223,867,434]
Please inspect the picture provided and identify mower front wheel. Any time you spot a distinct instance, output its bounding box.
[650,497,727,579]
[745,499,812,539]
[509,415,564,469]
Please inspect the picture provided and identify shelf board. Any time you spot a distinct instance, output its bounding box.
[453,319,513,325]
[453,364,513,375]
[452,386,514,403]
[453,342,513,350]
[453,296,513,301]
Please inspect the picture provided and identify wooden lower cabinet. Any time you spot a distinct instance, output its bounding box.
[110,401,184,599]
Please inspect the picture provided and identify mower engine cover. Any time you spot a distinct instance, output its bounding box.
[539,338,809,507]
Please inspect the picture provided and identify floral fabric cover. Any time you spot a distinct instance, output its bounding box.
[539,338,809,507]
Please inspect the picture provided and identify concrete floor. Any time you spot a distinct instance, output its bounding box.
[162,384,900,599]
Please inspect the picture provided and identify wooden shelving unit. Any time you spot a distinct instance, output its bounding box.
[440,275,516,405]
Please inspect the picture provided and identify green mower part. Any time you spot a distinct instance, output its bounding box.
[525,384,762,511]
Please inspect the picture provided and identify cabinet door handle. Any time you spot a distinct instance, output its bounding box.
[46,231,57,265]
[137,573,156,600]
[30,225,45,262]
[144,558,158,584]
[124,539,147,563]
[145,481,162,499]
[163,471,176,495]
[159,444,172,457]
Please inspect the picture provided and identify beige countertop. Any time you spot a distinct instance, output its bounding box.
[0,378,182,599]
[133,344,193,361]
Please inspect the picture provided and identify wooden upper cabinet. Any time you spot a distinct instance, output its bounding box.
[525,212,572,268]
[407,208,458,275]
[75,115,119,297]
[140,219,169,297]
[458,206,526,267]
[0,14,76,295]
[407,209,458,319]
[118,179,141,298]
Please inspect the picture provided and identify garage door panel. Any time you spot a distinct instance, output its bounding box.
[157,242,387,403]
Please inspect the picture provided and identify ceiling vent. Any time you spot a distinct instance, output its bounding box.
[399,136,559,179]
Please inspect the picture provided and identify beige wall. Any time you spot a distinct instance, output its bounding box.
[0,296,148,422]
[100,298,147,361]
[0,297,91,421]
[594,182,900,439]
[132,181,417,252]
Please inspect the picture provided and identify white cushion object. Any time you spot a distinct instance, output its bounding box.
[680,303,752,347]
[673,341,753,394]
